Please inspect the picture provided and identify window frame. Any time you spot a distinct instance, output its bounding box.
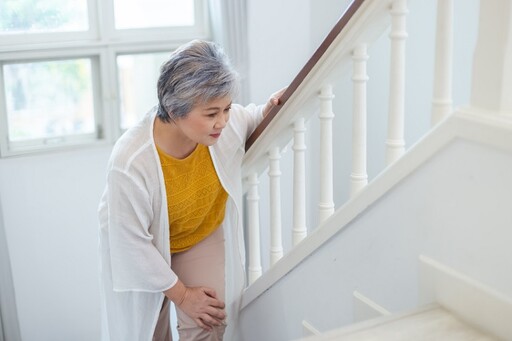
[0,48,108,156]
[0,0,210,157]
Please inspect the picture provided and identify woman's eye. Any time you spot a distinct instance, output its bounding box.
[225,107,231,112]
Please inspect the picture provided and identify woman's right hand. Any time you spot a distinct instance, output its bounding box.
[165,281,226,331]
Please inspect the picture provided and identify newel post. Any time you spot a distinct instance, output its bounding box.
[470,0,512,114]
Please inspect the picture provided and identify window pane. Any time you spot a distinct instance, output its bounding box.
[117,52,170,130]
[0,0,88,33]
[4,59,95,141]
[113,0,194,29]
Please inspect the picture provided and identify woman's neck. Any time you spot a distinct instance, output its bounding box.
[153,117,197,159]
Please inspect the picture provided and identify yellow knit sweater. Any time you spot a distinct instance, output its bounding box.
[157,144,228,253]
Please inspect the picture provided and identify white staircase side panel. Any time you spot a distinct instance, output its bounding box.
[237,112,512,341]
[241,110,512,309]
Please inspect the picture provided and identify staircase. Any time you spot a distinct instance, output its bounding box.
[300,305,496,340]
[236,0,512,340]
[297,254,512,340]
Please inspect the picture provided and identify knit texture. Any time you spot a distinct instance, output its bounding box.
[157,144,228,253]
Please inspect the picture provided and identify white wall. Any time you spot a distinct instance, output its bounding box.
[0,146,110,340]
[246,0,311,104]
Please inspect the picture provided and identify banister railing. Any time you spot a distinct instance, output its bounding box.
[245,0,367,152]
[242,0,402,285]
[241,0,398,179]
[240,0,484,287]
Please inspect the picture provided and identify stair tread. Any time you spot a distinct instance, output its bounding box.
[305,306,497,340]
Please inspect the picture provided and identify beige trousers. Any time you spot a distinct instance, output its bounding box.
[153,227,226,340]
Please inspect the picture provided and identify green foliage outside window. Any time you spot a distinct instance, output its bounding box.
[0,0,87,32]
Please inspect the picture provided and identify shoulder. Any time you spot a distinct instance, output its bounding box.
[230,103,263,121]
[227,103,264,136]
[108,109,158,174]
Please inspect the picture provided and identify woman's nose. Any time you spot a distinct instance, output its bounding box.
[215,113,228,129]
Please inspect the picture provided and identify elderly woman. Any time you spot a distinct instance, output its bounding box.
[98,40,283,340]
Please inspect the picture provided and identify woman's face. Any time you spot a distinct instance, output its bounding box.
[173,96,232,146]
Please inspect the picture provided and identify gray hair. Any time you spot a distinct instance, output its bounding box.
[156,40,239,122]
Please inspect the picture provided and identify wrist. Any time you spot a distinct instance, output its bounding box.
[164,280,187,306]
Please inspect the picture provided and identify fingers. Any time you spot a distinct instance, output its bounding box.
[204,303,226,320]
[202,287,217,299]
[199,308,225,327]
[271,87,287,105]
[263,87,288,117]
[177,286,226,331]
[194,317,210,331]
[197,289,226,328]
[201,287,225,311]
[194,305,225,332]
[204,294,225,310]
[196,314,227,332]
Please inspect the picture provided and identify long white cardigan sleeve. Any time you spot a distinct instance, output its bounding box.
[98,103,264,341]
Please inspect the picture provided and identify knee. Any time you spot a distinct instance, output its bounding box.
[178,323,226,341]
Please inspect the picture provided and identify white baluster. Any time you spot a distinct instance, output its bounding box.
[386,0,408,165]
[431,0,454,126]
[292,118,307,246]
[351,44,369,197]
[268,147,283,266]
[246,173,262,284]
[470,0,512,113]
[318,85,335,223]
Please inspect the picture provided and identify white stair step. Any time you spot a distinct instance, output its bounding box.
[298,305,497,341]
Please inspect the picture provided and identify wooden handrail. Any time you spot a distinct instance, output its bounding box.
[245,0,366,152]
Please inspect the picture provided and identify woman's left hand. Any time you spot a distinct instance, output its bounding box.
[263,87,287,117]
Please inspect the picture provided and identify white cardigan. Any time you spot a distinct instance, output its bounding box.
[98,104,264,340]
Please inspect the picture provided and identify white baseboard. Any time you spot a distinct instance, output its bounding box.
[419,254,512,340]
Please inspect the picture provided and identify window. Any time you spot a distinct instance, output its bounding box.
[117,52,170,130]
[0,0,209,156]
[4,58,96,144]
[113,0,194,29]
[0,0,89,33]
